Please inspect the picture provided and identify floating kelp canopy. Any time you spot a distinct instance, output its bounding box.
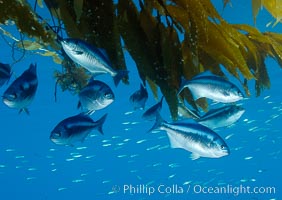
[0,0,282,120]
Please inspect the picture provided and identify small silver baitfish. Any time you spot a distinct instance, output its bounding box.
[149,114,230,160]
[61,38,128,86]
[178,73,244,103]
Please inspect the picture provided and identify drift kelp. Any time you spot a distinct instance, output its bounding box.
[2,0,282,120]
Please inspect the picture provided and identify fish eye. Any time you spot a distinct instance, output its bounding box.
[53,132,61,138]
[104,93,112,99]
[9,93,17,99]
[221,145,226,150]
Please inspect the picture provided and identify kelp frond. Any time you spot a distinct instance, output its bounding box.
[1,0,282,120]
[252,0,282,26]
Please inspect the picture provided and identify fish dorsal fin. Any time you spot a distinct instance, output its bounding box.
[140,83,145,91]
[98,48,111,63]
[190,153,201,160]
[159,96,164,105]
[28,63,37,74]
[191,70,214,79]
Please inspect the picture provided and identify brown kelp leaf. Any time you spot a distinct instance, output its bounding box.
[252,0,262,24]
[261,0,282,26]
[52,0,82,38]
[117,0,157,82]
[159,25,183,120]
[0,0,57,45]
[73,0,83,22]
[147,77,158,100]
[55,58,90,93]
[17,40,43,50]
[37,51,62,64]
[214,22,254,80]
[144,0,166,15]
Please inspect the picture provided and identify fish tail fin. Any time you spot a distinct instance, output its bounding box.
[113,70,129,86]
[95,114,108,135]
[190,153,201,160]
[177,76,188,95]
[19,108,30,115]
[147,112,164,133]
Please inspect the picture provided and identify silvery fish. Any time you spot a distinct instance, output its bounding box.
[0,63,12,87]
[78,78,114,115]
[178,73,244,103]
[129,84,148,110]
[149,114,230,160]
[50,113,107,146]
[2,63,38,114]
[197,105,245,129]
[61,38,128,86]
[178,100,200,120]
[142,96,164,121]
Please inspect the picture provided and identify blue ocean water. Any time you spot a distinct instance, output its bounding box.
[0,1,281,200]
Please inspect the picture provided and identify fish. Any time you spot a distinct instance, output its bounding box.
[178,100,200,120]
[142,96,164,120]
[2,63,38,114]
[149,114,230,159]
[78,78,114,115]
[0,63,12,87]
[50,113,107,146]
[178,73,244,103]
[60,38,128,86]
[197,105,245,129]
[129,84,148,110]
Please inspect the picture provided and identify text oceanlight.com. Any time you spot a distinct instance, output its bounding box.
[119,184,276,196]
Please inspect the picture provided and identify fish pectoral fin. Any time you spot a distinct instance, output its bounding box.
[86,110,95,115]
[98,48,111,62]
[190,153,201,160]
[167,133,182,149]
[77,101,82,109]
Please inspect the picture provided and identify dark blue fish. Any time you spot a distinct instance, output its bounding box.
[78,78,115,115]
[2,63,38,114]
[142,96,164,120]
[178,72,244,103]
[61,38,128,86]
[197,105,245,129]
[129,84,148,110]
[0,63,12,87]
[149,114,230,160]
[50,113,107,146]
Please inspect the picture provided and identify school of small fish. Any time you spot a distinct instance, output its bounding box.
[0,38,247,160]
